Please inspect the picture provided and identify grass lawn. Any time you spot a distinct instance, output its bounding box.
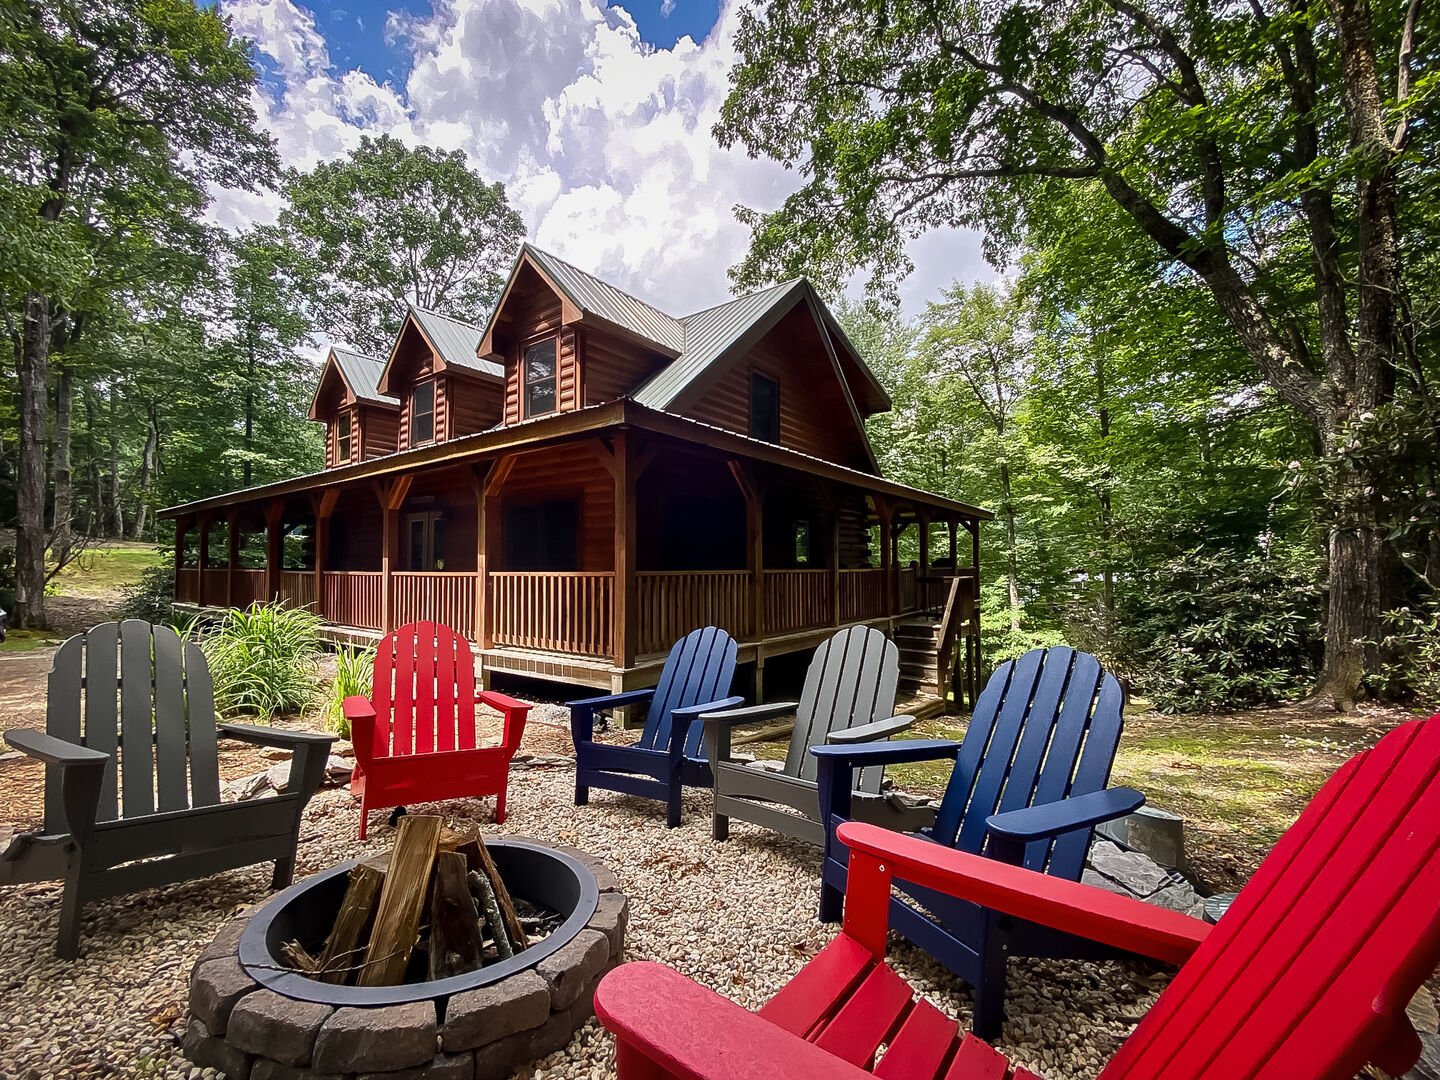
[50,541,165,598]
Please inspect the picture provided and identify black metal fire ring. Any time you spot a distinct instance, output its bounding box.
[238,838,600,1007]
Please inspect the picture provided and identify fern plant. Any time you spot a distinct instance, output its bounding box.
[321,644,376,739]
[192,602,323,720]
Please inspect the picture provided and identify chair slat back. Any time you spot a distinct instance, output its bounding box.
[44,620,222,830]
[371,622,478,757]
[932,647,1124,875]
[1102,717,1440,1080]
[785,626,899,789]
[639,627,738,757]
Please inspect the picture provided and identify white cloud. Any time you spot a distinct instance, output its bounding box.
[214,0,990,317]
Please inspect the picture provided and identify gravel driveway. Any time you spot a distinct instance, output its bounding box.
[0,729,1169,1080]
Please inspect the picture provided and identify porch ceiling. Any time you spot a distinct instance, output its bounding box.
[159,399,992,523]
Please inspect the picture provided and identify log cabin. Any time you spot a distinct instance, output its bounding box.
[163,245,991,706]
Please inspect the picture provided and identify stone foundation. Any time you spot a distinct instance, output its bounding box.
[185,844,627,1080]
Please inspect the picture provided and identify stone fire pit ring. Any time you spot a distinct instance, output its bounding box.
[184,840,629,1080]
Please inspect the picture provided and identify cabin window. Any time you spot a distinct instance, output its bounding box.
[523,337,558,418]
[503,499,579,571]
[750,372,779,443]
[406,511,447,571]
[793,520,812,566]
[411,381,436,445]
[335,414,352,463]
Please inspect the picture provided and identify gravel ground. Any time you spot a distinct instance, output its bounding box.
[0,708,1170,1080]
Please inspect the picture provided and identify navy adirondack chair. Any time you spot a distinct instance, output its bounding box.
[570,627,743,827]
[811,646,1144,1040]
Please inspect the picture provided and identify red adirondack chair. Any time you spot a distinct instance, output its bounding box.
[343,622,531,839]
[596,715,1440,1079]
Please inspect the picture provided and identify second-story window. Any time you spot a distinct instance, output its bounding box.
[411,381,436,445]
[524,337,557,418]
[335,413,353,463]
[750,371,779,443]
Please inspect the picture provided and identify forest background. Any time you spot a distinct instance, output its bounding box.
[1,0,1435,714]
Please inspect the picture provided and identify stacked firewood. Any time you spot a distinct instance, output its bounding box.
[283,814,532,986]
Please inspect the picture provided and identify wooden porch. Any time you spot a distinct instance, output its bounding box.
[166,401,987,699]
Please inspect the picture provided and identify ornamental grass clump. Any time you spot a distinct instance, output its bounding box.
[321,644,375,739]
[194,602,322,719]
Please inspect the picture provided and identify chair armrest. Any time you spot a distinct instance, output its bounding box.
[835,821,1210,965]
[343,696,381,766]
[218,723,337,749]
[4,729,109,767]
[568,689,656,747]
[826,713,918,744]
[810,738,960,768]
[595,961,876,1080]
[667,696,746,758]
[700,701,799,727]
[480,690,531,755]
[986,787,1145,843]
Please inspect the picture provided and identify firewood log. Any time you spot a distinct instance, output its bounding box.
[429,851,485,979]
[357,814,443,986]
[315,862,385,984]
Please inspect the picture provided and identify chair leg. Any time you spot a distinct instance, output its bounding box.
[971,913,1011,1042]
[272,854,296,890]
[494,785,508,825]
[818,856,845,923]
[358,800,369,841]
[56,873,86,961]
[575,777,589,807]
[666,785,683,829]
[713,810,729,842]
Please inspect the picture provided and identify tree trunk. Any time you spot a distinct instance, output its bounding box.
[130,406,158,540]
[1000,460,1020,631]
[106,388,124,538]
[51,365,73,568]
[83,383,102,538]
[14,294,50,628]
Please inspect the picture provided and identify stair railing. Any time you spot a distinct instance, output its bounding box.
[935,574,979,711]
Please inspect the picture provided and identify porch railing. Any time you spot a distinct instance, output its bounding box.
[176,568,199,604]
[232,569,268,607]
[765,569,832,635]
[323,571,383,631]
[279,570,316,611]
[394,572,477,640]
[490,572,613,657]
[636,571,753,654]
[898,566,919,614]
[838,568,887,623]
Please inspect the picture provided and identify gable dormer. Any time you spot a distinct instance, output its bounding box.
[477,246,678,426]
[308,348,401,468]
[377,307,504,450]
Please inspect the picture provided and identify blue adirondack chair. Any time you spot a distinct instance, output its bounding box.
[569,627,743,827]
[811,646,1144,1040]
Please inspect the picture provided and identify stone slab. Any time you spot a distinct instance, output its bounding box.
[182,1017,255,1080]
[228,987,333,1065]
[190,954,260,1036]
[442,969,551,1052]
[312,1001,438,1073]
[536,928,610,1011]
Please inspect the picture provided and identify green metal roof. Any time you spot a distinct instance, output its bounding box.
[331,347,397,406]
[410,305,503,379]
[633,279,805,410]
[525,245,686,354]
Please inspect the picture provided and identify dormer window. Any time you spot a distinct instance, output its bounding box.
[524,337,557,418]
[750,372,779,443]
[411,381,435,445]
[336,413,353,463]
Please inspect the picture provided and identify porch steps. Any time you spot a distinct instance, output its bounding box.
[895,616,944,698]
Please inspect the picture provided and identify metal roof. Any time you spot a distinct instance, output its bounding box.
[633,279,805,410]
[410,306,503,379]
[331,348,397,407]
[525,245,686,354]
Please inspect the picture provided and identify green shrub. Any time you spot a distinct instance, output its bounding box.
[1372,602,1440,704]
[1110,545,1323,713]
[119,564,177,624]
[192,602,322,719]
[978,578,1067,667]
[321,645,375,739]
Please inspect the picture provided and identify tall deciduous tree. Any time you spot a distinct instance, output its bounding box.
[0,0,276,626]
[282,135,526,355]
[717,0,1436,705]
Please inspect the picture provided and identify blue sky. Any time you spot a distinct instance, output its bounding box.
[315,0,723,88]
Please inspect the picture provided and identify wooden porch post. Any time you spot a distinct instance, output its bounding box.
[613,436,639,669]
[475,459,513,652]
[173,517,188,603]
[225,510,240,607]
[830,499,842,627]
[918,509,931,613]
[264,499,284,603]
[875,497,893,616]
[197,515,211,606]
[729,461,765,639]
[376,476,414,634]
[313,490,338,620]
[948,518,958,566]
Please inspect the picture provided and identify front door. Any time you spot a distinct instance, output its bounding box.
[405,511,447,570]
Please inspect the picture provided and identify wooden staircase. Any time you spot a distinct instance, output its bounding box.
[894,616,944,699]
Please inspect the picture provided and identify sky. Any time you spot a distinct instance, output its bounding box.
[214,0,991,320]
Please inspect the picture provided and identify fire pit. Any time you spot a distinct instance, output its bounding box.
[184,835,628,1080]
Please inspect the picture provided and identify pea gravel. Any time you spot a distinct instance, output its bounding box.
[0,732,1170,1080]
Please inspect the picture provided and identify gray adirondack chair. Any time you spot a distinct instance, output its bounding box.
[704,626,916,846]
[0,620,336,958]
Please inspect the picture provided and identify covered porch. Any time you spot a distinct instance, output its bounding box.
[167,401,989,698]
